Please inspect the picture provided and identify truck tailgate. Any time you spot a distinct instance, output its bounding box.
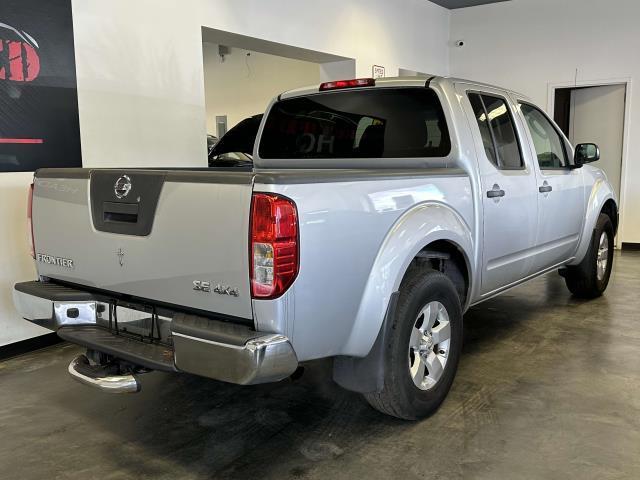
[32,169,254,321]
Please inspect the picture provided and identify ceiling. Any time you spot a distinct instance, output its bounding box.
[429,0,510,9]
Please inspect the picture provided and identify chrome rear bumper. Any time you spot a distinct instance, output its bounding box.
[13,281,298,388]
[171,331,297,385]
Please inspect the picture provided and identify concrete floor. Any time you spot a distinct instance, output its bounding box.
[1,252,639,480]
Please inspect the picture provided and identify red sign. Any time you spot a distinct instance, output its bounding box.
[0,39,40,82]
[0,8,81,172]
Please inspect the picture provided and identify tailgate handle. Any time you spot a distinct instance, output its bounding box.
[103,202,139,224]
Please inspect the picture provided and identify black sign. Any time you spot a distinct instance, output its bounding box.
[0,0,81,172]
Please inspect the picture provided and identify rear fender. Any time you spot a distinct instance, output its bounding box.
[341,201,473,357]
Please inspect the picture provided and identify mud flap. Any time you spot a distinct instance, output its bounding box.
[332,291,399,394]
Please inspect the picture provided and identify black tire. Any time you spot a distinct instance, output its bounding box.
[364,269,463,420]
[563,213,614,298]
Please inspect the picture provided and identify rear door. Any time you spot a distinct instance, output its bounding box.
[517,101,585,272]
[32,169,254,320]
[457,85,539,295]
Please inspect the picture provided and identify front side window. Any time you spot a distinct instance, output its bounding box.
[468,93,523,169]
[520,103,568,169]
[259,88,451,159]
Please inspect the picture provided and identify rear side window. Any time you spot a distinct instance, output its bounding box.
[469,94,498,166]
[258,88,451,159]
[468,93,523,169]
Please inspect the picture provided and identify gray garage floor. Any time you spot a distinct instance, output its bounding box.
[1,252,639,480]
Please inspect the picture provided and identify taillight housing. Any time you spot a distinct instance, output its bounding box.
[319,78,375,91]
[250,193,299,299]
[27,182,35,258]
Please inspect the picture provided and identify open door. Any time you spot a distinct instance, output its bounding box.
[554,84,626,247]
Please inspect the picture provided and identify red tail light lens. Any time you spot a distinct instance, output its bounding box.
[250,193,299,299]
[319,78,375,91]
[27,182,35,258]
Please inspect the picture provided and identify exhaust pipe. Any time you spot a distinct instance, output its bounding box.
[68,354,141,393]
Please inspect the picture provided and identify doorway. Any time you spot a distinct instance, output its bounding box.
[552,82,628,247]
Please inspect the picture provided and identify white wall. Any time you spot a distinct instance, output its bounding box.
[203,44,320,133]
[449,0,640,243]
[1,0,451,345]
[0,174,49,345]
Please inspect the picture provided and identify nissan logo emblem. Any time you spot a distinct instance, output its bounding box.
[114,175,132,199]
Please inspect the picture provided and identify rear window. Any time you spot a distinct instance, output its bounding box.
[258,88,451,159]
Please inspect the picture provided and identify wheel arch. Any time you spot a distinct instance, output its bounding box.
[570,173,618,266]
[340,201,474,359]
[402,239,472,308]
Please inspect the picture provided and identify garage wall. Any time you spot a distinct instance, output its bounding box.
[1,0,451,346]
[449,0,640,243]
[203,44,320,134]
[0,174,48,346]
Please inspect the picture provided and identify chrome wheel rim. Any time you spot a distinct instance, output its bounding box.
[596,232,609,281]
[408,301,451,391]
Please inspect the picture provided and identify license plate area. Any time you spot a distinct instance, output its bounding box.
[95,301,172,345]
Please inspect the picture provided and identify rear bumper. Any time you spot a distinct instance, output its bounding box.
[13,281,298,385]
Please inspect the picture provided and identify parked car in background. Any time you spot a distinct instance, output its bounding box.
[14,76,617,419]
[206,134,219,156]
[208,114,262,167]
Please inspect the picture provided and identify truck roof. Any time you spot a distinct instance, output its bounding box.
[279,75,530,101]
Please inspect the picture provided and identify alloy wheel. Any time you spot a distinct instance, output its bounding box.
[596,231,609,281]
[408,301,451,391]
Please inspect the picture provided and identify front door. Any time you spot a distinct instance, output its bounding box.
[459,87,539,296]
[518,102,585,272]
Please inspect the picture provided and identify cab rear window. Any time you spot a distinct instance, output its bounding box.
[258,88,451,159]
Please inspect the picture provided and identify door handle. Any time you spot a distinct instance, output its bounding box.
[539,181,552,193]
[487,184,505,198]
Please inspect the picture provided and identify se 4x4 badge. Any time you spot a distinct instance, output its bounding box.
[193,281,239,297]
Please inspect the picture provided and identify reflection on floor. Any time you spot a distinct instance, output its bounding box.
[1,252,639,479]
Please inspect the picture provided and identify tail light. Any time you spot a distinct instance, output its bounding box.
[250,193,299,299]
[27,182,35,258]
[319,78,375,91]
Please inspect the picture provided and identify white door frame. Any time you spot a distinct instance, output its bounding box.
[547,77,632,249]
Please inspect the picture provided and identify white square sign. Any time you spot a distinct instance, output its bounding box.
[372,65,385,79]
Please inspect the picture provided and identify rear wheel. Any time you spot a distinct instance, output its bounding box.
[364,269,463,420]
[563,213,614,298]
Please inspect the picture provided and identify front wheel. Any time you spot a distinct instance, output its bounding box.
[562,213,614,298]
[364,269,463,420]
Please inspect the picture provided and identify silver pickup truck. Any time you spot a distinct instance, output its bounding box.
[13,76,618,419]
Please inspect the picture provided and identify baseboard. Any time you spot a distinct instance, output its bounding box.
[622,242,640,251]
[0,333,62,361]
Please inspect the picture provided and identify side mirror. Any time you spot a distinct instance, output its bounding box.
[573,143,600,168]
